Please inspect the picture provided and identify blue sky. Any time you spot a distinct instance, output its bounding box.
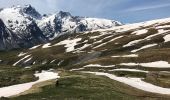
[1,0,170,23]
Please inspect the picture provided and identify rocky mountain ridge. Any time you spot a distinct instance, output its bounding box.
[0,5,121,50]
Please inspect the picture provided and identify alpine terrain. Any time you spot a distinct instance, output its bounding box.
[1,5,170,100]
[0,5,121,50]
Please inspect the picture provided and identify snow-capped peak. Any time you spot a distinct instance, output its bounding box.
[0,5,32,32]
[37,10,122,39]
[0,5,43,33]
[79,18,121,30]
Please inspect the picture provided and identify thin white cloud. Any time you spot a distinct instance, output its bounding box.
[126,3,170,12]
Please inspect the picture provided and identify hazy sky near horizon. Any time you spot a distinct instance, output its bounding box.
[1,0,170,23]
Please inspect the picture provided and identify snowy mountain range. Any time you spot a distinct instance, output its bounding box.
[2,4,170,99]
[0,5,121,50]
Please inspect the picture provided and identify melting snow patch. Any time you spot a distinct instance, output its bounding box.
[120,61,170,68]
[84,64,115,68]
[123,39,143,47]
[90,34,104,39]
[50,59,56,63]
[0,71,60,97]
[55,38,82,52]
[42,43,52,48]
[164,34,170,42]
[131,29,148,35]
[112,54,138,58]
[25,66,32,69]
[42,60,47,65]
[74,44,91,53]
[29,45,41,50]
[18,52,27,57]
[119,63,138,66]
[109,36,123,42]
[13,55,31,66]
[83,72,170,94]
[145,29,168,39]
[57,60,64,66]
[70,68,85,71]
[24,57,32,63]
[93,42,108,49]
[140,61,170,68]
[131,44,157,52]
[93,36,123,49]
[156,25,170,29]
[109,68,148,73]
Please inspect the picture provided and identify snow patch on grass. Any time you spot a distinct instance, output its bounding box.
[109,68,148,73]
[131,29,148,35]
[164,34,170,42]
[42,43,52,49]
[131,43,157,52]
[18,52,27,57]
[73,44,91,53]
[55,38,82,52]
[123,39,143,47]
[120,61,170,68]
[156,25,170,29]
[24,57,32,63]
[13,55,31,66]
[145,29,167,39]
[0,71,60,97]
[29,45,41,50]
[109,36,124,42]
[93,36,123,49]
[84,64,115,68]
[70,68,85,71]
[84,71,170,94]
[112,54,138,58]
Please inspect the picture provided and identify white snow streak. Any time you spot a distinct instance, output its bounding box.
[123,39,143,47]
[120,61,170,68]
[84,64,115,68]
[131,44,157,52]
[18,52,27,57]
[112,54,138,58]
[29,45,41,50]
[109,68,148,73]
[84,72,170,94]
[13,55,31,66]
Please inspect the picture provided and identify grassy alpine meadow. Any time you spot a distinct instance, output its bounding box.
[0,65,38,88]
[4,71,170,100]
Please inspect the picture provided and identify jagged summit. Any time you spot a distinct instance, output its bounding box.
[57,11,72,18]
[22,4,42,19]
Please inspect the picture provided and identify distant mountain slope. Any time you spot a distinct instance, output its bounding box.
[0,5,47,50]
[0,5,121,50]
[2,17,170,67]
[0,19,19,50]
